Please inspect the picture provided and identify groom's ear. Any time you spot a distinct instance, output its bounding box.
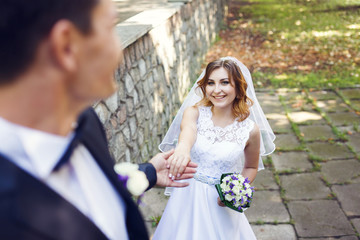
[48,20,82,74]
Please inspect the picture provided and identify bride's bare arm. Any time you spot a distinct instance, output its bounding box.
[242,124,261,184]
[168,106,199,179]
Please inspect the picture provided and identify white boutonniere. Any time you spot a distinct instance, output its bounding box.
[114,162,149,196]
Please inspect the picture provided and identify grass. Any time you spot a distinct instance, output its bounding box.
[150,215,162,228]
[205,0,360,89]
[241,0,360,88]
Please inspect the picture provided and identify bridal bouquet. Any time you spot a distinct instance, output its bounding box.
[215,173,254,213]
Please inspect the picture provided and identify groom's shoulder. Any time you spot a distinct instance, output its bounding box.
[79,107,99,122]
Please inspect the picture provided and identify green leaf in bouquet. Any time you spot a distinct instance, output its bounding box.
[215,184,225,202]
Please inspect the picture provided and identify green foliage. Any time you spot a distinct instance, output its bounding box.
[263,156,274,168]
[150,215,162,228]
[311,161,322,172]
[327,192,337,200]
[255,220,265,225]
[240,0,360,89]
[309,154,326,162]
[253,71,360,89]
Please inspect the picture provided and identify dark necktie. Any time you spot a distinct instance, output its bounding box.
[53,122,82,172]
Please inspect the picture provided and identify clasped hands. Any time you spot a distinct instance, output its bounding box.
[150,150,224,207]
[150,149,197,188]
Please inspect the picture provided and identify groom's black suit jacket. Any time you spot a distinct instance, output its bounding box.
[0,108,156,240]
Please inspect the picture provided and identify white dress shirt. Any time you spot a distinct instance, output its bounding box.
[0,117,128,240]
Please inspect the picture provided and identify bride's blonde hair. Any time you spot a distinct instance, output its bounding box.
[196,59,253,122]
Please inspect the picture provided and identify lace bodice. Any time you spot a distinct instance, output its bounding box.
[191,106,254,183]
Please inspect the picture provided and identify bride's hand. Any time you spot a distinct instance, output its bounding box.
[150,149,197,187]
[168,147,191,180]
[217,197,225,207]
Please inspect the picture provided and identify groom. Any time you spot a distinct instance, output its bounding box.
[0,0,196,239]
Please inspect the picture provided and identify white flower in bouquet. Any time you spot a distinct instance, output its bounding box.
[114,162,149,196]
[218,173,254,212]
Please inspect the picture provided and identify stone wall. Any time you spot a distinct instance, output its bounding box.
[94,0,228,163]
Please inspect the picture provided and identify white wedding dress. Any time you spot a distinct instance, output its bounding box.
[153,106,257,240]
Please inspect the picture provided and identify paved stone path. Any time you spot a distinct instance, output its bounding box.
[139,87,360,239]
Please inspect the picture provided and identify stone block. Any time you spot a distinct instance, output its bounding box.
[352,100,360,110]
[338,125,355,134]
[117,105,127,124]
[124,73,135,93]
[138,58,147,78]
[288,111,325,125]
[94,102,111,125]
[272,152,312,172]
[289,103,314,112]
[128,116,137,139]
[299,124,336,141]
[251,224,297,240]
[129,67,140,86]
[139,187,169,221]
[316,99,350,112]
[128,44,137,63]
[348,133,360,153]
[105,92,118,113]
[264,113,287,120]
[145,221,156,240]
[288,200,354,237]
[332,183,360,216]
[287,99,314,112]
[340,89,360,100]
[353,175,360,183]
[117,78,126,99]
[321,159,360,184]
[122,48,132,70]
[307,142,354,160]
[122,126,131,142]
[125,148,131,162]
[262,105,286,117]
[280,173,331,200]
[134,40,142,61]
[268,118,292,133]
[279,91,307,101]
[299,236,359,240]
[328,112,360,126]
[252,169,279,190]
[257,93,284,115]
[126,98,135,113]
[274,133,300,150]
[351,218,360,235]
[246,190,290,223]
[256,92,279,103]
[309,90,338,100]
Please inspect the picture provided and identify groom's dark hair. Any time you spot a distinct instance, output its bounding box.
[0,0,99,83]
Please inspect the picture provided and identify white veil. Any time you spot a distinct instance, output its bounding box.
[159,56,276,171]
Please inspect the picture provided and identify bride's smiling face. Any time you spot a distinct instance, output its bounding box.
[205,67,236,109]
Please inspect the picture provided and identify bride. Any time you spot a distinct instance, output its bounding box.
[153,57,275,239]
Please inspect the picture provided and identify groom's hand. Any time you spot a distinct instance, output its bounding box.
[149,149,197,187]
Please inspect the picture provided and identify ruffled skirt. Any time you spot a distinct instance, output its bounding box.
[152,179,256,240]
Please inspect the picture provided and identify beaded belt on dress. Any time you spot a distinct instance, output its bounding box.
[193,172,220,185]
